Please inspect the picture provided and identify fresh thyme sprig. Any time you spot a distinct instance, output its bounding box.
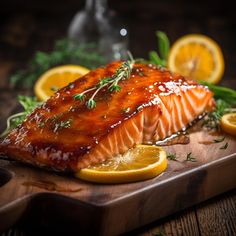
[74,53,135,109]
[186,152,196,162]
[167,153,178,161]
[197,81,236,129]
[0,96,41,138]
[202,99,236,130]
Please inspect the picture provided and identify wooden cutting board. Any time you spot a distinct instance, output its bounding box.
[0,129,236,235]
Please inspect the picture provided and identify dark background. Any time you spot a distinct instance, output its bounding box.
[0,0,235,88]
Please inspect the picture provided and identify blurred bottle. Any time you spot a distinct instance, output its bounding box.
[68,0,129,63]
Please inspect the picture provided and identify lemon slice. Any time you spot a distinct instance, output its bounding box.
[76,145,167,184]
[167,34,224,84]
[34,65,89,101]
[221,113,236,136]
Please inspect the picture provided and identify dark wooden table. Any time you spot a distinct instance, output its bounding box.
[0,0,236,235]
[0,189,235,236]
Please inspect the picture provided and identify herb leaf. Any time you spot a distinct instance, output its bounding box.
[10,39,106,88]
[149,31,170,67]
[167,153,177,161]
[149,51,164,66]
[213,137,225,143]
[202,99,234,130]
[53,119,72,132]
[220,142,228,150]
[74,55,135,109]
[186,152,197,162]
[87,99,96,109]
[199,81,236,106]
[156,31,170,61]
[0,96,41,138]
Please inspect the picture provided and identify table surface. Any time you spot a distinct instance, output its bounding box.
[0,1,236,235]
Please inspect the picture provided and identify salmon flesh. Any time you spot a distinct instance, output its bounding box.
[0,62,214,172]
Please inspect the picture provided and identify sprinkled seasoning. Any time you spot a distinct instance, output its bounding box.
[53,119,73,132]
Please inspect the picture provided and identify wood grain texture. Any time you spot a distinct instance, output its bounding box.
[126,209,200,236]
[1,191,236,235]
[196,189,236,236]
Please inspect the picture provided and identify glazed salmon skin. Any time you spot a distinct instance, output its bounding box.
[0,62,214,172]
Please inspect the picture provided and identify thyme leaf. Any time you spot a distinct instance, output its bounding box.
[0,96,42,138]
[186,152,196,162]
[167,153,177,161]
[53,119,72,132]
[74,53,135,109]
[219,142,228,150]
[202,99,235,130]
[213,136,225,143]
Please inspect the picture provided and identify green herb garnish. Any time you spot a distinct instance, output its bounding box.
[167,153,177,161]
[186,152,196,162]
[219,142,228,150]
[10,39,106,87]
[149,31,170,67]
[53,119,72,132]
[213,136,225,143]
[198,81,236,129]
[202,99,236,130]
[0,96,41,138]
[199,81,236,106]
[74,53,135,109]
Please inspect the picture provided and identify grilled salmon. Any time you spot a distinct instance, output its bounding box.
[0,62,214,172]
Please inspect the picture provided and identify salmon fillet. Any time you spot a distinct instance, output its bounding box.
[0,62,214,172]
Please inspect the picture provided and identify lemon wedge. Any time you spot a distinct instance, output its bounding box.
[167,34,224,84]
[221,113,236,136]
[76,145,167,184]
[34,65,89,101]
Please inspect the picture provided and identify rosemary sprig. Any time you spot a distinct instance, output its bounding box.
[167,153,178,161]
[198,81,236,129]
[10,39,106,87]
[74,53,135,109]
[186,152,196,162]
[220,142,228,150]
[199,81,236,106]
[0,96,41,138]
[202,99,236,130]
[149,31,170,67]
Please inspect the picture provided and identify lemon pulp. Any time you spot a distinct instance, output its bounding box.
[76,145,167,184]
